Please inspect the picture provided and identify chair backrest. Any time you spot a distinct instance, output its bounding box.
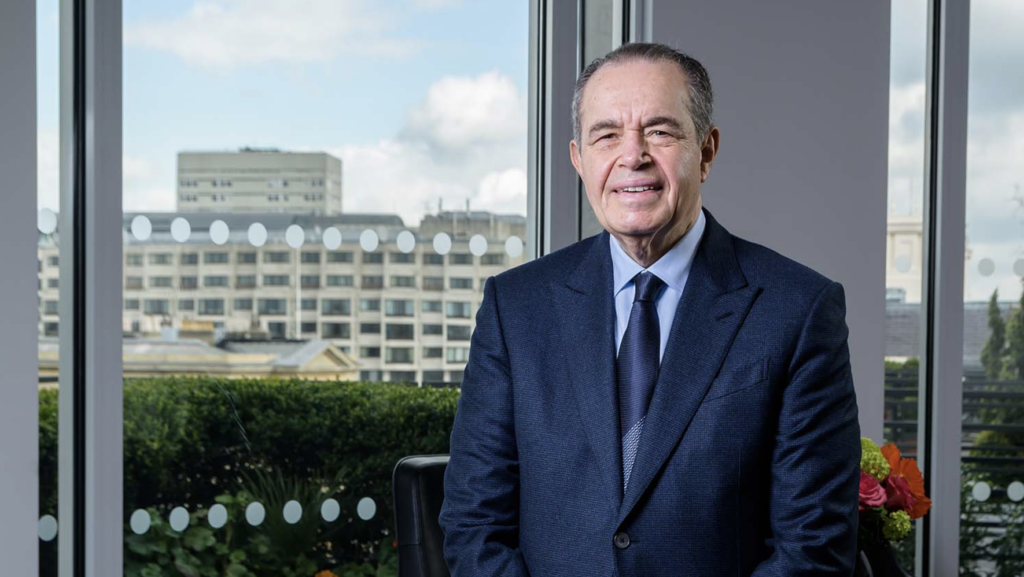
[392,454,451,577]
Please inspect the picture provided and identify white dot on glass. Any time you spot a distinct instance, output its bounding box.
[1008,481,1024,503]
[38,208,58,235]
[359,229,379,252]
[130,215,152,241]
[505,236,524,258]
[323,227,342,250]
[283,500,303,524]
[972,481,992,502]
[169,507,190,532]
[129,509,151,535]
[433,233,452,256]
[209,220,229,245]
[321,498,340,522]
[170,218,191,243]
[38,515,58,542]
[895,255,911,274]
[469,235,488,257]
[357,497,376,521]
[285,224,305,249]
[208,504,228,529]
[248,223,268,248]
[397,231,416,254]
[1014,259,1024,278]
[245,502,266,526]
[978,258,996,277]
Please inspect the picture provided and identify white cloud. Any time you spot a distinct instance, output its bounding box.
[37,128,59,211]
[474,168,527,215]
[123,154,176,212]
[124,0,417,68]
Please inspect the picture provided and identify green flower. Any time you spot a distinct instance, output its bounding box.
[882,509,912,542]
[860,437,890,482]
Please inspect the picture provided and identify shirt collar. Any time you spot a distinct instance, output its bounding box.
[609,208,706,297]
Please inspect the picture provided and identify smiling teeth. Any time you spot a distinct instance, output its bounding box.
[621,186,657,192]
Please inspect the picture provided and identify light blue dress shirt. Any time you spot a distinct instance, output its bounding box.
[610,209,706,361]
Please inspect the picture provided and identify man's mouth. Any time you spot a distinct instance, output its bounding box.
[617,185,661,193]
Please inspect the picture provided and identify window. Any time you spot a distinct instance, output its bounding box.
[327,251,353,263]
[126,253,143,266]
[233,298,253,312]
[44,322,59,337]
[199,299,225,316]
[360,298,381,312]
[235,275,256,289]
[447,347,471,363]
[203,252,229,264]
[360,346,381,359]
[386,299,415,317]
[447,325,472,341]
[263,274,290,287]
[126,277,144,290]
[423,347,444,359]
[390,275,416,288]
[450,277,473,290]
[301,275,320,289]
[263,251,290,264]
[301,298,317,311]
[178,299,195,311]
[301,322,318,334]
[422,370,445,383]
[390,252,415,264]
[321,299,351,316]
[268,322,286,339]
[360,323,381,335]
[237,252,257,264]
[363,253,383,264]
[422,300,443,313]
[422,324,443,336]
[390,371,416,382]
[148,253,173,265]
[362,275,384,290]
[386,347,414,364]
[180,276,198,290]
[204,275,229,287]
[446,301,472,318]
[360,370,383,381]
[47,255,60,267]
[327,275,354,287]
[423,254,444,265]
[482,253,505,266]
[386,324,415,340]
[150,276,173,288]
[423,277,444,291]
[180,253,198,265]
[144,299,170,315]
[449,370,465,383]
[301,251,321,264]
[46,278,59,289]
[44,300,59,315]
[258,299,287,315]
[322,322,351,339]
[450,253,473,265]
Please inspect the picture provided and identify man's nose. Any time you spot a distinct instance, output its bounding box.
[618,131,650,169]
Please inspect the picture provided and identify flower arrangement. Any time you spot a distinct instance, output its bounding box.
[859,438,932,544]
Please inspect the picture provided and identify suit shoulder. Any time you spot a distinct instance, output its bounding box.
[731,235,836,297]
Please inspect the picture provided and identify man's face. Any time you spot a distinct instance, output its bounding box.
[570,59,717,244]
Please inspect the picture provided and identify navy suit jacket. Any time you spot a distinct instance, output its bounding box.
[439,207,861,576]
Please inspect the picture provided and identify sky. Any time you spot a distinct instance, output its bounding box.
[36,0,1023,301]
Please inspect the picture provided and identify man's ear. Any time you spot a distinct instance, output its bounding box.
[700,126,720,183]
[570,139,584,178]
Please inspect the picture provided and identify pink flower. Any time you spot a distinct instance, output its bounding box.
[859,471,886,511]
[885,474,918,514]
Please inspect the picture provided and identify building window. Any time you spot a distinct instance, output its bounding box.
[301,251,321,264]
[447,347,471,363]
[148,253,173,265]
[327,251,353,263]
[204,275,229,288]
[263,275,290,287]
[421,300,442,313]
[385,299,415,317]
[237,252,257,264]
[233,298,253,311]
[47,278,59,289]
[360,346,381,359]
[199,299,225,316]
[301,322,318,334]
[423,254,444,265]
[44,300,60,315]
[386,324,415,340]
[447,325,472,341]
[144,299,169,315]
[446,301,472,319]
[390,252,415,264]
[360,322,381,335]
[301,298,318,311]
[422,324,443,336]
[126,277,144,290]
[361,275,384,290]
[450,277,473,290]
[126,253,143,266]
[360,298,381,312]
[360,370,383,381]
[235,275,256,289]
[301,275,320,289]
[178,299,195,311]
[263,251,290,264]
[450,253,473,265]
[390,275,416,288]
[363,252,384,265]
[204,251,230,264]
[423,347,443,359]
[422,370,445,384]
[180,253,198,265]
[423,276,444,291]
[268,322,286,339]
[44,322,59,337]
[390,371,416,382]
[449,370,465,383]
[180,276,199,290]
[258,299,287,315]
[482,253,505,266]
[148,276,172,288]
[322,322,351,339]
[386,347,414,364]
[322,299,351,316]
[327,275,354,287]
[47,255,60,267]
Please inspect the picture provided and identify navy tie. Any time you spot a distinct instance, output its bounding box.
[617,271,665,492]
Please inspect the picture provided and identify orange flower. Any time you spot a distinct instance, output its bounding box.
[314,571,339,577]
[881,443,932,519]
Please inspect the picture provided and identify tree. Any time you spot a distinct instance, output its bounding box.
[1004,281,1024,380]
[980,289,1007,380]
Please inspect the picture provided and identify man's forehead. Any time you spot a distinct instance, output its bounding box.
[582,60,691,123]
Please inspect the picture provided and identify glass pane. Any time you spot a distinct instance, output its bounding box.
[121,1,528,574]
[960,2,1024,574]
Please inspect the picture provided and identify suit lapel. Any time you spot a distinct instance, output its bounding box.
[556,231,623,512]
[616,208,760,526]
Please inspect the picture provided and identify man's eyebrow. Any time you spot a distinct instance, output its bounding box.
[643,116,684,131]
[587,119,621,136]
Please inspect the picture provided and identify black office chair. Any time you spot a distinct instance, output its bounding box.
[393,454,451,577]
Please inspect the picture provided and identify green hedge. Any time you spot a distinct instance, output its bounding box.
[39,378,459,576]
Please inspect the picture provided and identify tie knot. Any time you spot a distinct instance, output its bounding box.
[632,271,664,303]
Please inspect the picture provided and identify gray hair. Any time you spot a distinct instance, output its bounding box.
[571,43,714,144]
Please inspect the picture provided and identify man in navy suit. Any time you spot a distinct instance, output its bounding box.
[439,43,860,576]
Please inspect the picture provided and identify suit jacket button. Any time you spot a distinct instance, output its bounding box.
[613,532,631,549]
